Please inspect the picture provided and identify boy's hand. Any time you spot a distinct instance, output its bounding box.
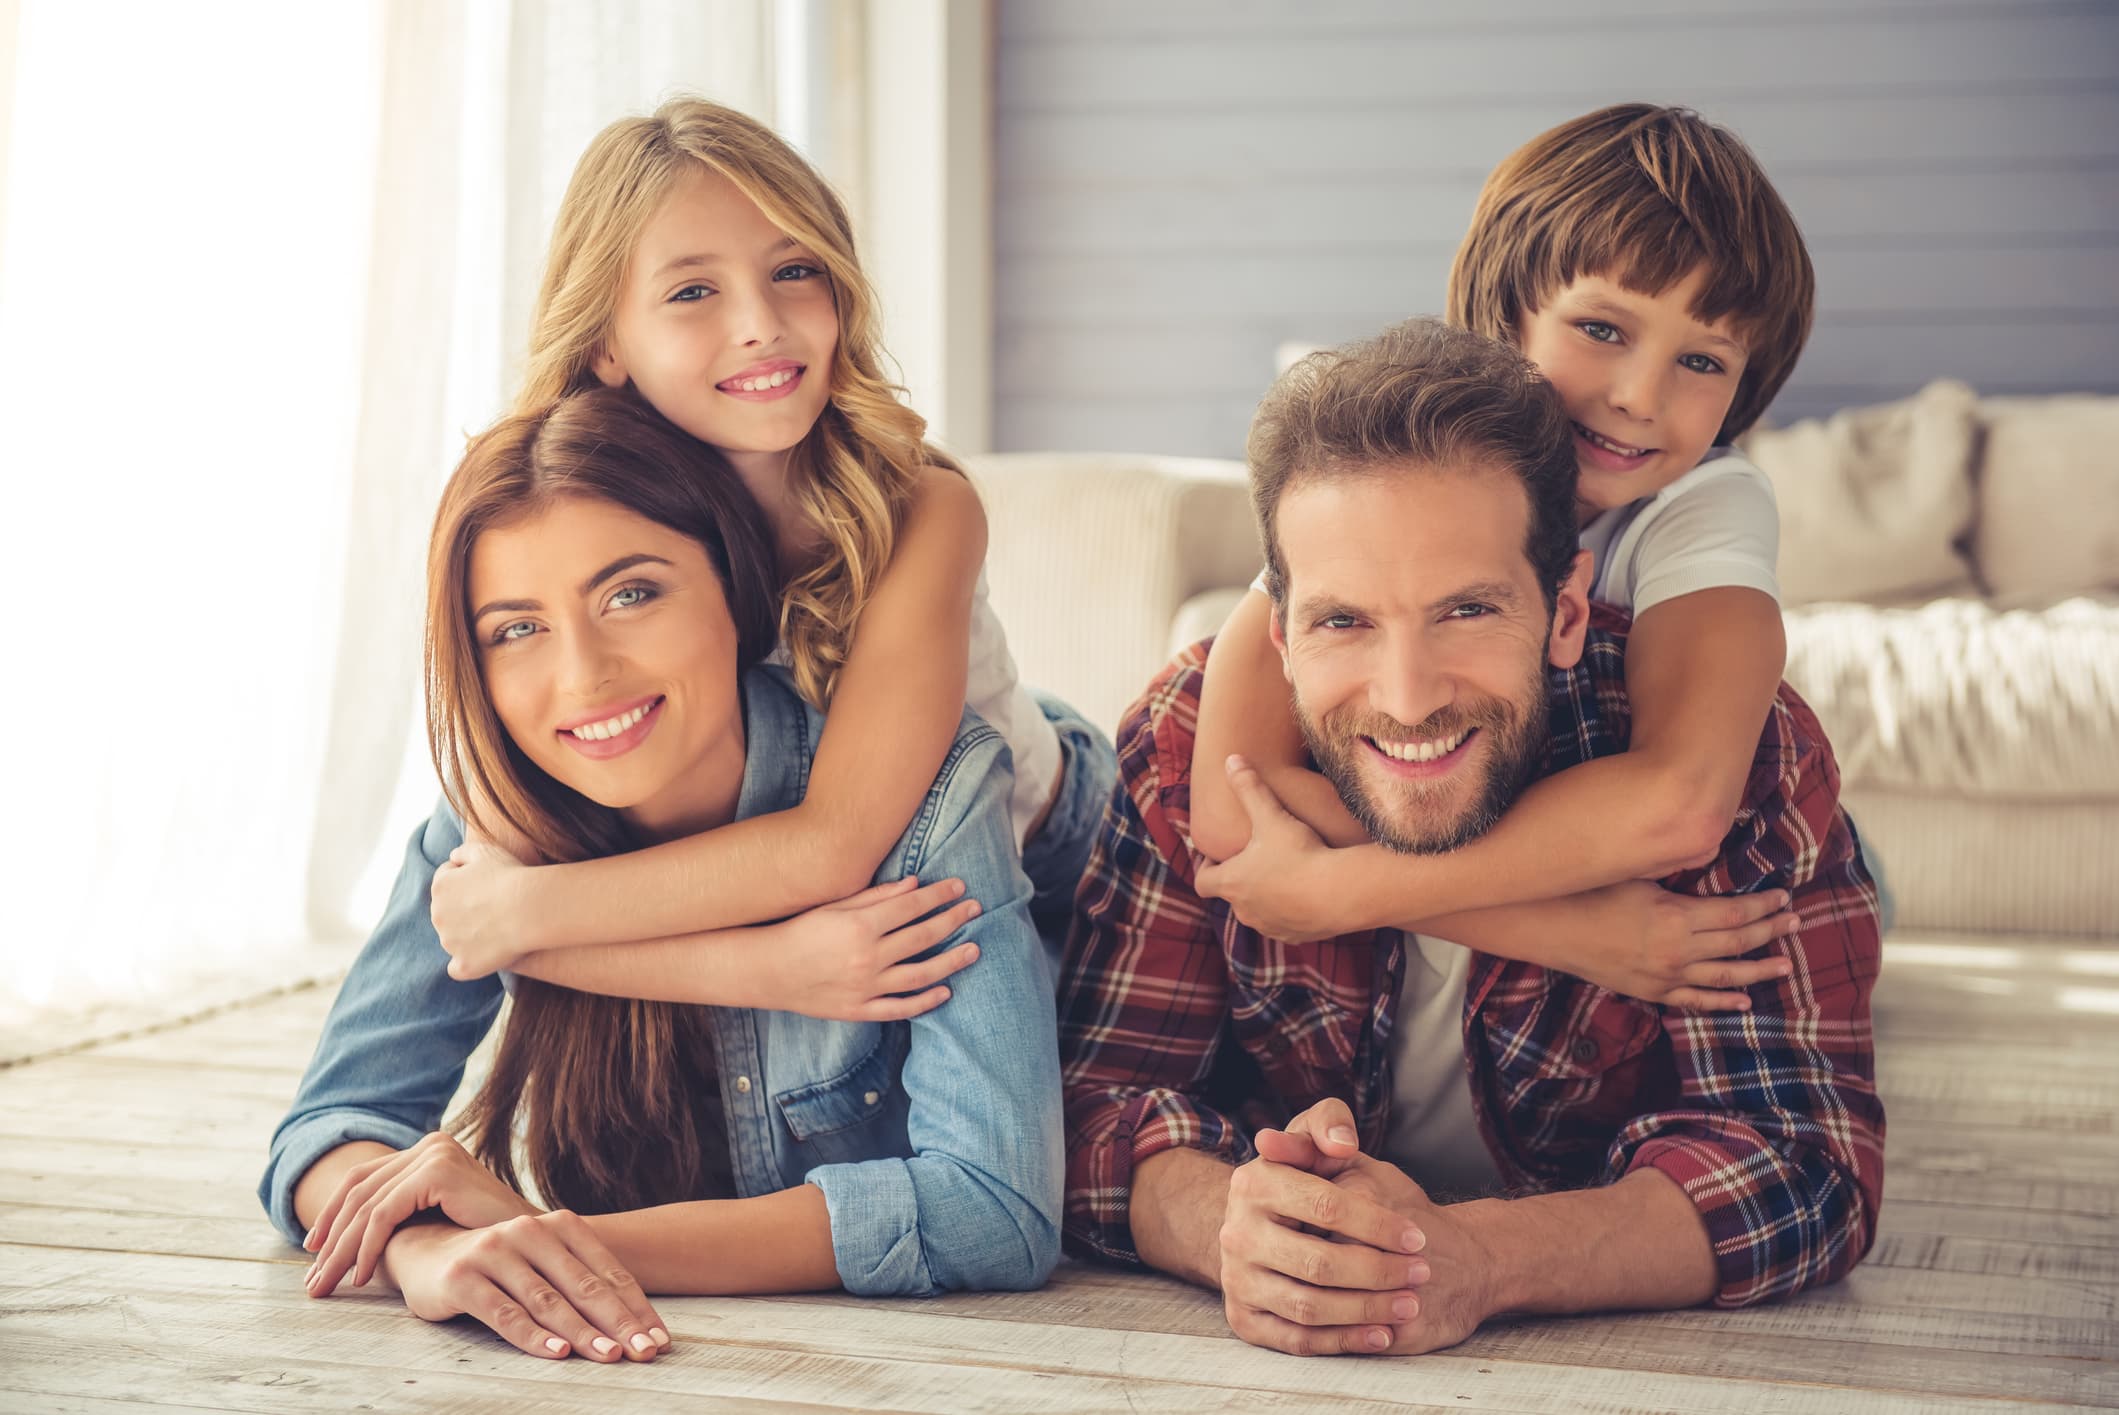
[1562,881,1798,1010]
[764,876,984,1022]
[431,840,534,979]
[1195,756,1354,943]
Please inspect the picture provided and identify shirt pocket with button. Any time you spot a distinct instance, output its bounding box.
[772,1023,914,1168]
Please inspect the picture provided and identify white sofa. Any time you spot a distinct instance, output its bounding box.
[967,383,2119,937]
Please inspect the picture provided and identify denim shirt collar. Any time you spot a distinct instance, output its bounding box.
[732,665,819,824]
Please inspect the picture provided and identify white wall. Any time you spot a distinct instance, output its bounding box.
[992,0,2119,457]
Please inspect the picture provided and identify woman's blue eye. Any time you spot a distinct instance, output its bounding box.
[1578,320,1620,343]
[1680,353,1725,375]
[610,585,653,609]
[774,262,823,282]
[493,620,537,644]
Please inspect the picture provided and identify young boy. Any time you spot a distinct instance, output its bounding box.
[1188,103,1881,1003]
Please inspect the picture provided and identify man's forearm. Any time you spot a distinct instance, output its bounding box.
[1129,1148,1234,1289]
[1458,1168,1718,1319]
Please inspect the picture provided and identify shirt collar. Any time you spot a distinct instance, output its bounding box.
[732,664,818,823]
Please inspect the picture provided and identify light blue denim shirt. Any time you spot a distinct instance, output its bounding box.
[261,666,1063,1296]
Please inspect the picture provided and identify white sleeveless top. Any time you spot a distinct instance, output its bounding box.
[769,571,1061,848]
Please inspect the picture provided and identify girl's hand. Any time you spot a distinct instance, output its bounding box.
[1195,757,1352,943]
[1561,880,1799,1010]
[765,876,985,1021]
[432,839,534,980]
[303,1132,537,1296]
[381,1213,671,1364]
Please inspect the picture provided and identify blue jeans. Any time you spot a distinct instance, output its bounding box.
[1018,691,1119,964]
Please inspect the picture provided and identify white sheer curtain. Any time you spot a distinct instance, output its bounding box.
[0,0,775,1034]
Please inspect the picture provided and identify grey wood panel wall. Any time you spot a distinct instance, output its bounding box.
[991,0,2119,457]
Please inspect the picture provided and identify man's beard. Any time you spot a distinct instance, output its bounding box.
[1296,659,1551,856]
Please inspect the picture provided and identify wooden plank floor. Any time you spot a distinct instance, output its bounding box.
[2,933,2115,1413]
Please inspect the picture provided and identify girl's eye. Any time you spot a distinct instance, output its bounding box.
[609,585,655,610]
[773,262,823,282]
[669,283,713,303]
[1578,320,1620,344]
[492,620,538,644]
[1680,353,1726,375]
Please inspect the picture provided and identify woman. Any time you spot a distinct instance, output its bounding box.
[261,385,1061,1364]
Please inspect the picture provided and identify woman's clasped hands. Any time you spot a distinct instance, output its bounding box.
[302,1132,672,1363]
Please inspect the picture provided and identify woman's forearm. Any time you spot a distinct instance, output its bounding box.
[585,1185,840,1295]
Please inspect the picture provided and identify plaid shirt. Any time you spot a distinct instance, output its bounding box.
[1057,608,1885,1308]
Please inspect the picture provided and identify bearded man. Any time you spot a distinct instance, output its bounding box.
[1054,318,1884,1357]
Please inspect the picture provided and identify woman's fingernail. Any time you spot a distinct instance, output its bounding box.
[592,1336,619,1356]
[630,1332,654,1353]
[649,1326,669,1346]
[545,1336,567,1354]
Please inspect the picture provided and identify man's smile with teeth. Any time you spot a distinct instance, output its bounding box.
[1575,422,1653,458]
[567,700,657,740]
[1368,727,1474,763]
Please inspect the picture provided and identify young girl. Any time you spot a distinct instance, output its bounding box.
[1186,104,1872,1005]
[281,387,1061,1357]
[428,98,1114,998]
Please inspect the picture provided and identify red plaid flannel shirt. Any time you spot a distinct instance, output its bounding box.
[1057,609,1885,1307]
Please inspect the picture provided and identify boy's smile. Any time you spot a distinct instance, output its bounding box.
[1516,269,1750,521]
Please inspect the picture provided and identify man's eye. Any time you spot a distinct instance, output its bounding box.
[1578,320,1620,343]
[1448,603,1495,620]
[1680,353,1726,375]
[1318,614,1360,631]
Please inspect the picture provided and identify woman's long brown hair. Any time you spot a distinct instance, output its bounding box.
[424,384,779,1213]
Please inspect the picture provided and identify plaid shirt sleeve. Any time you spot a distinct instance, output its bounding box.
[1055,650,1255,1267]
[1600,675,1887,1307]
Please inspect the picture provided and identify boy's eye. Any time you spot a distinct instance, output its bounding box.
[1680,353,1726,375]
[1577,320,1620,343]
[774,262,824,282]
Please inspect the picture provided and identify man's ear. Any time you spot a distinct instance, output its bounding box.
[1545,549,1593,670]
[590,338,628,389]
[1265,594,1295,683]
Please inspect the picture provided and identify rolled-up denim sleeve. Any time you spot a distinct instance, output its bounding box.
[258,802,503,1245]
[804,733,1064,1295]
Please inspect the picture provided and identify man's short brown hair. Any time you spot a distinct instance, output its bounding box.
[1447,103,1814,444]
[1250,318,1579,614]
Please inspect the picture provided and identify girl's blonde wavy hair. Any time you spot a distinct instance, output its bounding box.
[517,96,958,706]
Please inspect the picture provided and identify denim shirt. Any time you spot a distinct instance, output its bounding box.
[260,666,1063,1296]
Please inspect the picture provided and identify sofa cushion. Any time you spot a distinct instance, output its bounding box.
[1973,393,2119,601]
[1741,380,1981,607]
[1782,593,2119,801]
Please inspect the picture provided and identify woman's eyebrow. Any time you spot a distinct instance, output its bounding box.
[471,554,672,623]
[471,595,539,622]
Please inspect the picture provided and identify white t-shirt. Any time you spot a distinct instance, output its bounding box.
[1381,933,1504,1198]
[1578,447,1781,614]
[769,569,1060,847]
